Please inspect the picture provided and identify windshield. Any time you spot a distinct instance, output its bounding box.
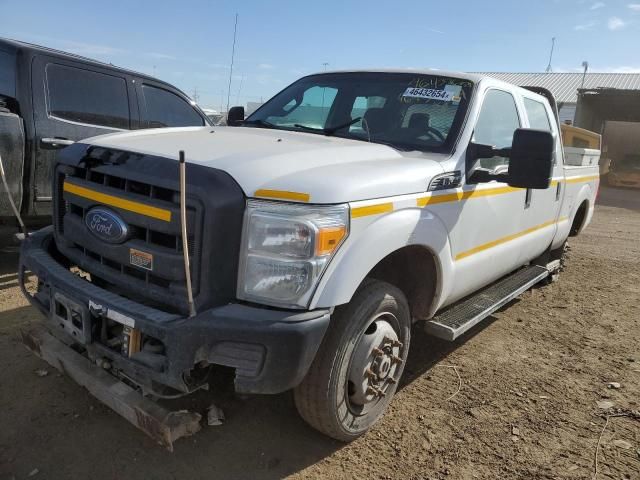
[245,72,474,153]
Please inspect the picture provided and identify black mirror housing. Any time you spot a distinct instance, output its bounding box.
[507,128,554,189]
[467,142,496,161]
[227,106,245,127]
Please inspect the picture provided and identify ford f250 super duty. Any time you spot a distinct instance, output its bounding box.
[18,70,599,447]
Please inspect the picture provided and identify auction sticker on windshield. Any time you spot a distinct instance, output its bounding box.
[402,87,453,101]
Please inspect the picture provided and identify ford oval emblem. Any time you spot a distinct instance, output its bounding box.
[85,207,129,244]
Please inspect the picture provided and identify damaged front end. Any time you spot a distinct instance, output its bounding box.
[17,144,330,448]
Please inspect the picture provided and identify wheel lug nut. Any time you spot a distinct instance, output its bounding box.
[365,385,386,398]
[364,368,377,380]
[372,347,384,356]
[382,336,403,348]
[390,355,403,365]
[387,377,397,385]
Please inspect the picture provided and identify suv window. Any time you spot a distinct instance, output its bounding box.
[473,89,520,170]
[46,64,130,129]
[0,51,16,99]
[524,98,552,131]
[141,85,205,128]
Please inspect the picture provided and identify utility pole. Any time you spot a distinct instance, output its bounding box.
[545,37,555,73]
[322,62,329,71]
[226,13,239,112]
[192,87,199,104]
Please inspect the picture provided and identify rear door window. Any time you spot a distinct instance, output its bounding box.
[46,64,130,129]
[141,85,205,128]
[524,98,552,131]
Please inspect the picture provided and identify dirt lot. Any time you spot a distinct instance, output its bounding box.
[1,186,639,480]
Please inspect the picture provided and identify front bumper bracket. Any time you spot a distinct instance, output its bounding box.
[22,325,202,451]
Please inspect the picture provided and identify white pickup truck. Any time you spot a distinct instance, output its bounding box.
[19,70,599,446]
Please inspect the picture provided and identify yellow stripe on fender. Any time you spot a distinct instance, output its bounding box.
[350,175,594,219]
[63,182,172,222]
[417,185,521,207]
[254,189,310,202]
[455,217,567,260]
[351,202,394,218]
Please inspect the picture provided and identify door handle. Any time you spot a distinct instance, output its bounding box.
[41,137,75,149]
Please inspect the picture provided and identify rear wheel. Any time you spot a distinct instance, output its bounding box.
[294,279,411,441]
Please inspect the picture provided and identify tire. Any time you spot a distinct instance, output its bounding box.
[294,279,411,441]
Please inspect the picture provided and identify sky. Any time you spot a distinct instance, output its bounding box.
[3,0,639,110]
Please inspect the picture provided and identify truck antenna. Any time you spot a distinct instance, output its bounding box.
[226,13,239,113]
[178,150,196,317]
[545,37,555,73]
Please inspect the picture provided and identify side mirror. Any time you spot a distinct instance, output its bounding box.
[507,128,554,189]
[227,106,245,127]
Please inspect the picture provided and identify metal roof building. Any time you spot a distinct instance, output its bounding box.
[476,72,640,123]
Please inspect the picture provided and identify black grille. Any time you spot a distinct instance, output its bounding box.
[54,162,202,313]
[53,144,246,316]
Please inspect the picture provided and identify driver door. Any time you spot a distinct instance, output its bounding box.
[445,88,528,302]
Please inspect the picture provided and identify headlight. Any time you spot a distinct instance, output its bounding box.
[238,200,349,308]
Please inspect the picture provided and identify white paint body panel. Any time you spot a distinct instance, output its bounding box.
[80,71,599,315]
[86,127,446,204]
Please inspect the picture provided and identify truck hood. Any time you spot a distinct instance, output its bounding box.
[85,126,447,203]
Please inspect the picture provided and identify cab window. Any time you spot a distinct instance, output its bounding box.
[141,85,205,128]
[46,64,130,129]
[473,89,520,170]
[524,98,552,131]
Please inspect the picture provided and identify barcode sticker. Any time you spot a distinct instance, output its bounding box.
[402,87,453,101]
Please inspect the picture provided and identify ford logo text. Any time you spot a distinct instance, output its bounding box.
[85,208,130,244]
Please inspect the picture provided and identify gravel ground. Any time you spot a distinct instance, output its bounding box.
[0,186,638,480]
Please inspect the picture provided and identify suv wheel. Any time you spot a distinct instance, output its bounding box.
[294,279,411,441]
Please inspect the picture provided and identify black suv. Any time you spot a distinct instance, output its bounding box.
[0,37,209,226]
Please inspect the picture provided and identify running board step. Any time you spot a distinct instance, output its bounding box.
[425,265,549,341]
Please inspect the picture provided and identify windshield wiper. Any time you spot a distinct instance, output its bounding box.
[242,119,278,129]
[293,117,362,136]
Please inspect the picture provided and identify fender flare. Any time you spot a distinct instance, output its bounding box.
[310,207,454,313]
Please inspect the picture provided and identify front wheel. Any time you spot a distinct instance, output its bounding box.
[294,279,411,441]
